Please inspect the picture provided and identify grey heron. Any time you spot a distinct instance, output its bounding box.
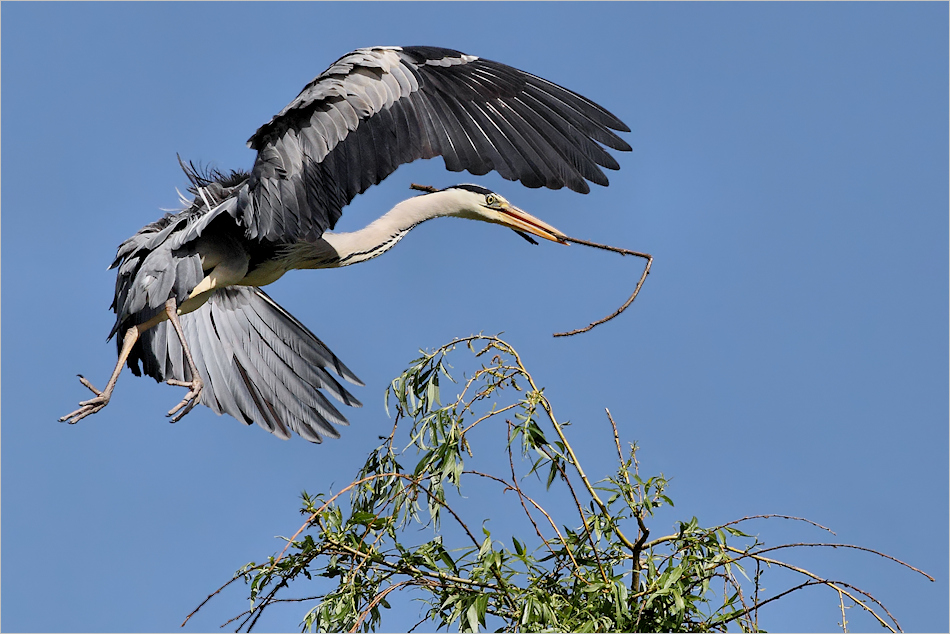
[60,45,631,442]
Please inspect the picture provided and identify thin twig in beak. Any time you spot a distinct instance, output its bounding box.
[553,236,653,337]
[407,183,652,336]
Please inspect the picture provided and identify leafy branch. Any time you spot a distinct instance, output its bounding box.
[186,335,931,633]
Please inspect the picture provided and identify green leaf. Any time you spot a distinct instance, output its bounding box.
[512,536,525,557]
[479,535,492,558]
[466,599,480,632]
[672,587,685,614]
[427,371,441,406]
[546,461,558,489]
[439,549,458,572]
[476,594,489,624]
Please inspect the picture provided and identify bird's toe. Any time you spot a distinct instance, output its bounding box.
[166,378,204,423]
[59,397,109,425]
[77,375,103,396]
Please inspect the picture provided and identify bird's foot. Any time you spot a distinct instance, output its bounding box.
[59,375,111,424]
[166,377,204,423]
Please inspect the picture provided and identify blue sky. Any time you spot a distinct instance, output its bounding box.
[2,2,947,632]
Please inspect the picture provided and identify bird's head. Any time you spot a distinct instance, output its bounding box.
[440,184,569,245]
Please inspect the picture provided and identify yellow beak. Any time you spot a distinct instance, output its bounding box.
[497,204,569,245]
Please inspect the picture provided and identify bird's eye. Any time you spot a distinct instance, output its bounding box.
[485,194,497,206]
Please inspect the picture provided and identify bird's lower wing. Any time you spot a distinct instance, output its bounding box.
[137,287,363,442]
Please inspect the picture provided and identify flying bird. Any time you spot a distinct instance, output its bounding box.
[60,45,631,442]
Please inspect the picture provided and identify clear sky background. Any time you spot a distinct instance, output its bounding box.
[2,2,947,632]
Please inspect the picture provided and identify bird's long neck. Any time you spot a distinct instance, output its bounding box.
[318,192,464,267]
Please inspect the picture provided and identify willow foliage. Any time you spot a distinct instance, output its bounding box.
[190,335,930,633]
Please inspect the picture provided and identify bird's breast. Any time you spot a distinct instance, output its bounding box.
[239,259,291,287]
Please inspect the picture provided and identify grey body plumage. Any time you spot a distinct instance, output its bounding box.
[62,46,631,442]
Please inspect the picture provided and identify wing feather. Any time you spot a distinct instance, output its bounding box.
[132,287,361,442]
[413,90,459,170]
[236,46,630,242]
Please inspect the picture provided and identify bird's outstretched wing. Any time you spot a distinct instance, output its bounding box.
[235,45,631,242]
[133,287,363,442]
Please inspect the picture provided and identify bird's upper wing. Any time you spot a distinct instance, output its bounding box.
[234,46,631,242]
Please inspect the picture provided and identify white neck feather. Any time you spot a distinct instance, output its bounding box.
[318,189,473,267]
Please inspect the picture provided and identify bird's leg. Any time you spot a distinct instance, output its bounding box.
[162,297,204,423]
[60,325,141,424]
[60,297,204,426]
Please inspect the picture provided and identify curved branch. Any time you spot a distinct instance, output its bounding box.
[553,236,653,337]
[720,514,837,536]
[750,542,933,582]
[350,580,417,633]
[725,546,900,632]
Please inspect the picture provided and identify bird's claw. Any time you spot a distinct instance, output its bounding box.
[77,375,103,396]
[166,378,203,423]
[59,376,110,424]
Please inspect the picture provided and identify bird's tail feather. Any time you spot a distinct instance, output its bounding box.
[136,287,362,442]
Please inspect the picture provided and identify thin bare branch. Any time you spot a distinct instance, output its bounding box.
[461,402,520,439]
[725,546,900,632]
[181,564,267,627]
[721,514,837,536]
[750,542,933,582]
[839,588,850,633]
[350,580,415,633]
[605,409,631,490]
